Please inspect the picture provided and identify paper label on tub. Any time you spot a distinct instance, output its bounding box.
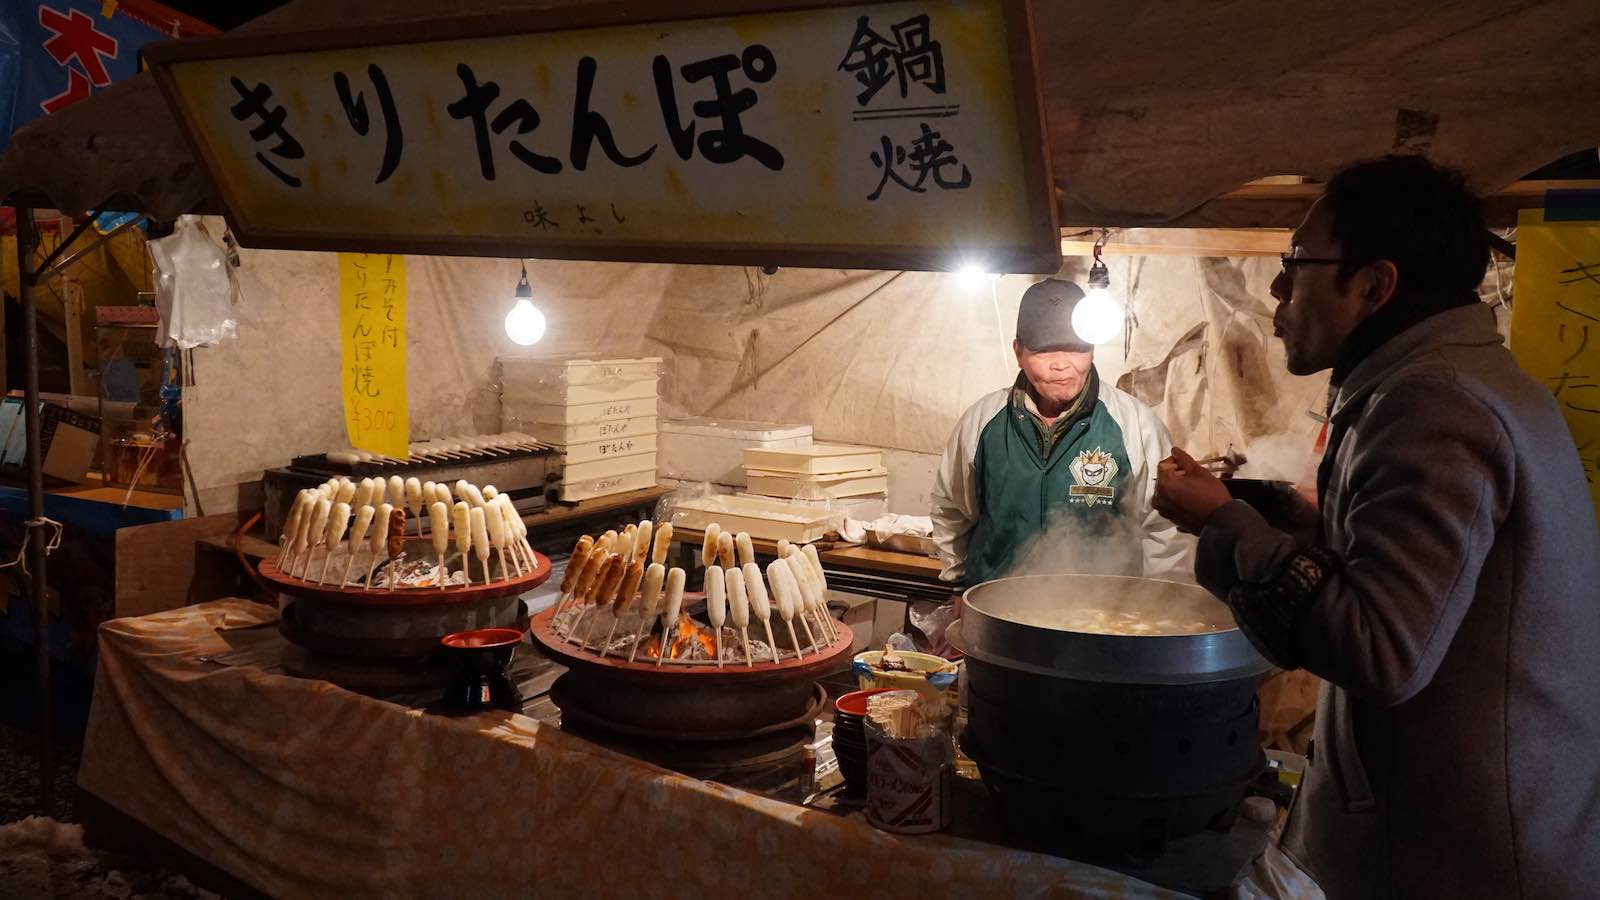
[865,736,951,834]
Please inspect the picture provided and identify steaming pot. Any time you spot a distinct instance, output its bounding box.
[950,574,1271,856]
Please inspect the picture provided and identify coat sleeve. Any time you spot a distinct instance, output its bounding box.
[1133,405,1196,578]
[930,401,985,585]
[1195,375,1513,707]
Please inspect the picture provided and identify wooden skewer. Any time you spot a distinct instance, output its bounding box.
[760,620,778,664]
[739,626,753,667]
[715,630,723,669]
[796,612,821,655]
[785,620,804,661]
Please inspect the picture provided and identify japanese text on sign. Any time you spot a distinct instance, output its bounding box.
[1509,209,1600,522]
[156,0,1057,272]
[340,253,409,459]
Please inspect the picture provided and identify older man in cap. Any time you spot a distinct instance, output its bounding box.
[931,278,1189,602]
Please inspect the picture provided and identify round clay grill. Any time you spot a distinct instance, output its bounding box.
[529,605,854,740]
[261,543,551,660]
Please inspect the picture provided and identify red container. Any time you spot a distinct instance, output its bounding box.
[835,687,897,718]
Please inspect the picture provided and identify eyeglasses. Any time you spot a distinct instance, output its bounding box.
[1279,254,1346,271]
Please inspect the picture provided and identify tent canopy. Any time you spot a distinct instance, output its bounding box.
[0,73,217,220]
[2,0,1598,225]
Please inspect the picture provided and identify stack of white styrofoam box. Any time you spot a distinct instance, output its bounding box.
[741,442,889,512]
[658,417,812,489]
[500,355,660,502]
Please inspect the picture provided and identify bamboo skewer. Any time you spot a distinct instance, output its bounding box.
[600,559,646,657]
[630,564,667,663]
[655,567,686,668]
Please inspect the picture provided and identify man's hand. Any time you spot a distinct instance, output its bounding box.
[1153,447,1235,534]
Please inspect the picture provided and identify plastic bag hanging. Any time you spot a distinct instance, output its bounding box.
[148,215,239,348]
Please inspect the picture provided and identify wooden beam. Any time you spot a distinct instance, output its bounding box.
[1061,180,1600,230]
[1062,228,1290,258]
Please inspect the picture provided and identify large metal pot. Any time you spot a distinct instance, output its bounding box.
[951,574,1271,857]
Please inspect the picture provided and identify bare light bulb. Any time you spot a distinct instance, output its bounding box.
[505,262,546,346]
[956,264,991,292]
[504,297,546,346]
[1072,286,1124,345]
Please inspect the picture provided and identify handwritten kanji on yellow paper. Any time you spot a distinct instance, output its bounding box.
[1509,209,1600,519]
[339,253,408,459]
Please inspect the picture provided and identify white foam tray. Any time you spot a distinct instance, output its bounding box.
[524,415,656,446]
[561,450,656,482]
[559,469,658,502]
[741,442,883,476]
[506,396,659,426]
[561,432,658,464]
[670,494,835,543]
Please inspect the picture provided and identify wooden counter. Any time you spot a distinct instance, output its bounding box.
[818,545,943,580]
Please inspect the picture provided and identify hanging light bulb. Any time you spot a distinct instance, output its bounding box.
[956,263,992,292]
[504,262,546,346]
[1073,239,1124,345]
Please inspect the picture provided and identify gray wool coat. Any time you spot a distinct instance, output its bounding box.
[1195,303,1600,900]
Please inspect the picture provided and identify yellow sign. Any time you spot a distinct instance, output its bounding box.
[149,0,1058,273]
[339,253,409,459]
[1509,209,1600,519]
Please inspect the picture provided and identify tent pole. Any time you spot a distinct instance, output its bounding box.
[16,207,53,819]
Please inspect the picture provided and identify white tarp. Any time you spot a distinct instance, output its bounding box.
[184,227,1333,514]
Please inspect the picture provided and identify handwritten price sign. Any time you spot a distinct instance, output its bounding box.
[1509,210,1600,522]
[339,253,410,459]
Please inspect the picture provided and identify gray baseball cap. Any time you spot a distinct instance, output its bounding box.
[1016,278,1091,351]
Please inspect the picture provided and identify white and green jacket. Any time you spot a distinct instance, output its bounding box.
[931,370,1192,586]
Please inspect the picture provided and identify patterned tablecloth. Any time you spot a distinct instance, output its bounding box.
[77,599,1304,899]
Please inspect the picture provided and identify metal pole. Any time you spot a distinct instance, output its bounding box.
[16,207,53,818]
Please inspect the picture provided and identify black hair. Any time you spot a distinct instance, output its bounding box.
[1321,155,1490,300]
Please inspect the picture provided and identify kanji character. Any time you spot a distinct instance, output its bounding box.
[524,204,559,230]
[837,14,945,106]
[866,123,970,200]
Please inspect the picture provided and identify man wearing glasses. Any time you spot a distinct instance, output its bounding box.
[1154,155,1600,899]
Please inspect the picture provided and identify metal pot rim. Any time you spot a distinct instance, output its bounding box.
[958,574,1271,685]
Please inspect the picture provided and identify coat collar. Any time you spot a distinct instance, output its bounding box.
[1328,303,1503,424]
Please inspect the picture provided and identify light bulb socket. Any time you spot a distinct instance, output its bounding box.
[1087,259,1111,291]
[514,261,533,300]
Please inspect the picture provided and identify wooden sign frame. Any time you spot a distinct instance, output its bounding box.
[145,0,1058,274]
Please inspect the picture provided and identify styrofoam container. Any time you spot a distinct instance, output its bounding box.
[506,396,659,426]
[670,494,835,543]
[660,476,739,497]
[523,416,655,446]
[500,356,661,405]
[561,450,656,483]
[745,466,889,499]
[739,492,888,522]
[559,469,658,502]
[560,433,658,464]
[742,442,883,476]
[659,417,812,486]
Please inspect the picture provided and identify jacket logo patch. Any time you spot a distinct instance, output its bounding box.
[1068,448,1118,507]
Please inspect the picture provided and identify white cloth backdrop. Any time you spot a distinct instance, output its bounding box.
[184,226,1331,515]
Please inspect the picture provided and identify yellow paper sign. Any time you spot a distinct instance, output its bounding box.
[1509,209,1600,519]
[339,253,409,459]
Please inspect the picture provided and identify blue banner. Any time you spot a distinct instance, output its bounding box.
[0,0,210,153]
